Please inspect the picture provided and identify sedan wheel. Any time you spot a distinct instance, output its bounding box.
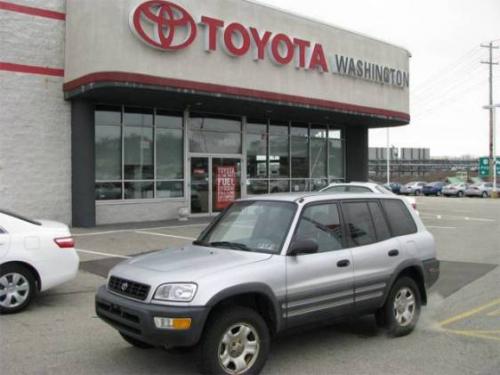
[0,264,35,314]
[482,191,488,198]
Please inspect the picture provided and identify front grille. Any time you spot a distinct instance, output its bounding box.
[108,276,150,301]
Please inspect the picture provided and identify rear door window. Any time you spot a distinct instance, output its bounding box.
[341,202,377,247]
[368,201,391,241]
[380,199,417,236]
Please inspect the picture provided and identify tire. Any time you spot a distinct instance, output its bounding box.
[437,191,442,196]
[457,191,464,198]
[415,190,422,196]
[0,263,36,314]
[119,332,154,349]
[482,191,488,198]
[377,277,421,337]
[197,306,270,375]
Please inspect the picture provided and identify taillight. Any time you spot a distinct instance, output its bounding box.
[54,237,75,248]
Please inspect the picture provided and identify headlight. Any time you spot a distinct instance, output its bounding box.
[153,283,197,302]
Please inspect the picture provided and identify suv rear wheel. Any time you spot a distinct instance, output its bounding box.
[377,277,421,337]
[197,306,270,375]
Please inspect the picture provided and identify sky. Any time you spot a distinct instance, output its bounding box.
[259,0,500,157]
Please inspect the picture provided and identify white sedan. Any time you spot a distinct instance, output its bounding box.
[0,210,79,314]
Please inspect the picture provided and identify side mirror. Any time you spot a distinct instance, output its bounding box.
[288,239,319,256]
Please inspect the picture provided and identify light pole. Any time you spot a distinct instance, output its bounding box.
[483,104,499,198]
[386,128,390,185]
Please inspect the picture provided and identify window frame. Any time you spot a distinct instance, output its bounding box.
[288,200,348,254]
[94,105,185,202]
[340,200,379,248]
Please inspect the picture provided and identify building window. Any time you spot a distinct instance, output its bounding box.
[245,121,344,195]
[328,129,344,181]
[94,106,184,201]
[189,115,242,154]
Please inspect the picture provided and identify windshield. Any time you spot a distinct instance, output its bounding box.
[196,200,297,254]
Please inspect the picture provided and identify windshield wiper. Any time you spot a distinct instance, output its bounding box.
[209,241,252,251]
[192,240,208,246]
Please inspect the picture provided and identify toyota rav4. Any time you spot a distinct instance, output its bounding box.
[95,193,439,374]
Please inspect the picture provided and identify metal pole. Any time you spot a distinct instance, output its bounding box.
[386,128,390,185]
[493,108,497,196]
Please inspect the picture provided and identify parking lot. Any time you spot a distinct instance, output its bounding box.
[1,197,499,375]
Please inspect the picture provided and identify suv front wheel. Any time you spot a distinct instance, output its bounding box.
[198,306,270,375]
[377,277,421,337]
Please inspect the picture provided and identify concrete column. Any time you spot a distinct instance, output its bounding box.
[71,100,96,227]
[345,126,368,182]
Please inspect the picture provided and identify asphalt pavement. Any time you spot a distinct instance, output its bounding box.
[1,197,499,374]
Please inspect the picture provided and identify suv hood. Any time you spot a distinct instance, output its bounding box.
[114,244,273,282]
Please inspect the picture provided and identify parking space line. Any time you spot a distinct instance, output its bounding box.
[420,214,496,222]
[134,230,195,240]
[439,298,500,327]
[76,248,131,259]
[443,329,500,342]
[426,226,456,229]
[487,309,500,317]
[72,223,208,237]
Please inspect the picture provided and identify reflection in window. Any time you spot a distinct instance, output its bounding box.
[269,123,289,178]
[124,126,154,180]
[94,106,184,201]
[189,117,241,154]
[311,127,327,179]
[246,122,268,179]
[95,125,121,180]
[295,203,343,252]
[291,124,308,178]
[329,130,344,180]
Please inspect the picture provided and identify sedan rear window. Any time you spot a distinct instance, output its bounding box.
[380,200,417,236]
[0,210,41,226]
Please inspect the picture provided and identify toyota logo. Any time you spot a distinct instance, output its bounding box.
[121,282,129,292]
[130,0,197,51]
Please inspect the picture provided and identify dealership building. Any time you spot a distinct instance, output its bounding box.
[0,0,410,227]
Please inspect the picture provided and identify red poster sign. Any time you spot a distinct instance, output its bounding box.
[216,166,236,210]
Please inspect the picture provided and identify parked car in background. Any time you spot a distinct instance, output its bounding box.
[400,181,426,196]
[465,182,496,198]
[96,193,438,375]
[320,182,417,211]
[384,182,402,194]
[0,210,79,314]
[442,183,468,197]
[423,181,446,196]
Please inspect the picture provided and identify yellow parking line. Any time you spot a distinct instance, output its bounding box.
[443,329,500,342]
[486,308,500,317]
[439,298,500,327]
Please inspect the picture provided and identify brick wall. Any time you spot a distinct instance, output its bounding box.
[0,0,71,224]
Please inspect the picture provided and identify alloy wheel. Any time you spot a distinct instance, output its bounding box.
[0,273,30,309]
[218,322,260,374]
[393,287,416,327]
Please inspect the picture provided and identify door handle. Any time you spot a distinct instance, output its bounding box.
[337,259,350,268]
[388,249,399,257]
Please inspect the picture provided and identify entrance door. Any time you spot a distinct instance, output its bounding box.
[190,156,241,215]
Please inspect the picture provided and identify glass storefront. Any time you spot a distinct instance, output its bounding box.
[95,106,184,200]
[95,106,345,206]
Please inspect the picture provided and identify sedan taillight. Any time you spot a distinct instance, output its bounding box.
[54,237,75,248]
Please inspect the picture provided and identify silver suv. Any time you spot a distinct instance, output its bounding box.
[96,193,439,375]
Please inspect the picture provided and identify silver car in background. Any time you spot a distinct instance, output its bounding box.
[442,183,468,197]
[400,181,426,196]
[465,182,498,198]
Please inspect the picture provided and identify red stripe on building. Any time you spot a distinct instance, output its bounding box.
[0,1,65,20]
[64,71,410,122]
[0,62,64,77]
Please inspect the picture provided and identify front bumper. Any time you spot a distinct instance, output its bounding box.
[95,285,209,348]
[423,258,440,288]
